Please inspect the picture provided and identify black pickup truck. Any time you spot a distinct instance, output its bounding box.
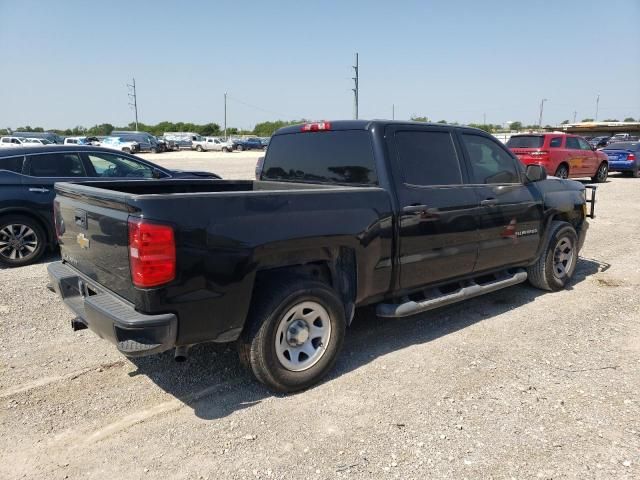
[48,120,596,392]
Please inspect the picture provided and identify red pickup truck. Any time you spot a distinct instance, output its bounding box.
[507,133,609,182]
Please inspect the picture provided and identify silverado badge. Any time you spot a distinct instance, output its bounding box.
[76,233,90,249]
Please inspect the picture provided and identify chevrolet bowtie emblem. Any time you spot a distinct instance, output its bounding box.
[76,233,90,249]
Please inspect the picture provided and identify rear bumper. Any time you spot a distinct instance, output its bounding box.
[47,261,177,357]
[608,161,636,172]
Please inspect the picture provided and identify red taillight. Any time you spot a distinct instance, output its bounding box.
[301,121,331,132]
[128,218,176,288]
[628,153,636,161]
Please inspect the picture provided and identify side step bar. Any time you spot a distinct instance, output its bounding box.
[376,269,528,318]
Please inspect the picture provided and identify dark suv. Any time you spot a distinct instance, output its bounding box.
[0,146,219,267]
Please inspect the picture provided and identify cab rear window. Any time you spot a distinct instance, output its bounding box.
[506,136,545,148]
[262,130,377,185]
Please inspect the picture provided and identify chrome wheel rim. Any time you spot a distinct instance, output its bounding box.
[597,164,608,182]
[556,167,568,179]
[553,237,575,280]
[0,224,38,261]
[275,301,332,372]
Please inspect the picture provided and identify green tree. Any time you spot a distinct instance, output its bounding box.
[623,117,636,122]
[561,120,569,125]
[581,118,594,122]
[436,120,448,124]
[603,118,619,122]
[510,121,523,131]
[410,116,429,122]
[253,120,302,137]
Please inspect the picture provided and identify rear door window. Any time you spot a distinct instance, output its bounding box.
[0,155,25,173]
[463,134,521,184]
[262,130,377,185]
[549,137,563,148]
[566,137,580,150]
[26,153,86,177]
[394,130,462,186]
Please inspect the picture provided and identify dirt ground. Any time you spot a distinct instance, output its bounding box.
[0,154,638,479]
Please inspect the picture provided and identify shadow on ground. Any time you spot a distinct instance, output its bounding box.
[128,256,609,420]
[0,250,60,270]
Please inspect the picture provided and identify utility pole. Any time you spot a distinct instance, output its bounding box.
[224,92,227,139]
[483,113,486,125]
[573,111,577,123]
[352,53,359,120]
[392,104,395,120]
[595,94,600,121]
[538,98,548,130]
[127,78,139,131]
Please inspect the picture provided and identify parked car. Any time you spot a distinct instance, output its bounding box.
[7,131,63,144]
[601,141,639,177]
[99,136,140,153]
[111,131,162,153]
[192,137,233,152]
[47,120,595,392]
[0,137,29,148]
[163,133,201,150]
[588,136,610,149]
[64,136,100,146]
[507,133,609,182]
[260,137,270,149]
[233,137,265,151]
[608,133,639,144]
[0,145,221,267]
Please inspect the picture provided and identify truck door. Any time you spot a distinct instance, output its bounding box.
[457,132,544,272]
[577,136,598,176]
[565,136,585,176]
[386,125,480,291]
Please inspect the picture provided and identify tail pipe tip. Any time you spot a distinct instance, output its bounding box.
[174,345,190,362]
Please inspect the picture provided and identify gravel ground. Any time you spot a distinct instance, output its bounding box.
[0,158,638,479]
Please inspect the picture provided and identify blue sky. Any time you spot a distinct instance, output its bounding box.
[1,0,639,130]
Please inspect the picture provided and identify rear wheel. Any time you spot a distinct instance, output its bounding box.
[0,215,46,267]
[196,145,204,152]
[632,165,639,178]
[238,278,346,393]
[527,221,578,291]
[122,147,131,153]
[591,162,608,183]
[554,164,569,179]
[237,145,244,152]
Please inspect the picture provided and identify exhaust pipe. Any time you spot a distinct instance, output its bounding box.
[174,345,189,362]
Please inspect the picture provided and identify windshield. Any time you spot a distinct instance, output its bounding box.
[506,136,545,148]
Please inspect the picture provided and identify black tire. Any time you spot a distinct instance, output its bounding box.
[591,162,608,183]
[238,277,346,393]
[237,145,244,152]
[632,165,639,178]
[527,221,578,291]
[0,215,47,267]
[122,147,131,153]
[223,147,230,153]
[554,164,569,179]
[196,145,203,152]
[151,147,158,154]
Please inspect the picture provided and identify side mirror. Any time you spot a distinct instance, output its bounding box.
[525,164,547,182]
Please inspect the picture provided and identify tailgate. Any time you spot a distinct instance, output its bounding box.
[54,184,136,302]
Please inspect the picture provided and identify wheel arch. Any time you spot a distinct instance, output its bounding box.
[253,246,358,325]
[0,207,54,245]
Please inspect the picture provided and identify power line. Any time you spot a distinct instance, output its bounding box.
[225,95,298,119]
[127,78,138,130]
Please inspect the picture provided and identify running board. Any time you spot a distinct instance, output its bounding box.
[376,269,528,318]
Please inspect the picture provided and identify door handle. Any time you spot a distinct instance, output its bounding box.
[28,187,50,193]
[480,198,498,206]
[402,204,428,214]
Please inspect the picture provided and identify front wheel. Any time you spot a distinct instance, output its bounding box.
[238,278,346,393]
[0,215,46,267]
[195,145,203,152]
[591,162,608,183]
[527,221,578,291]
